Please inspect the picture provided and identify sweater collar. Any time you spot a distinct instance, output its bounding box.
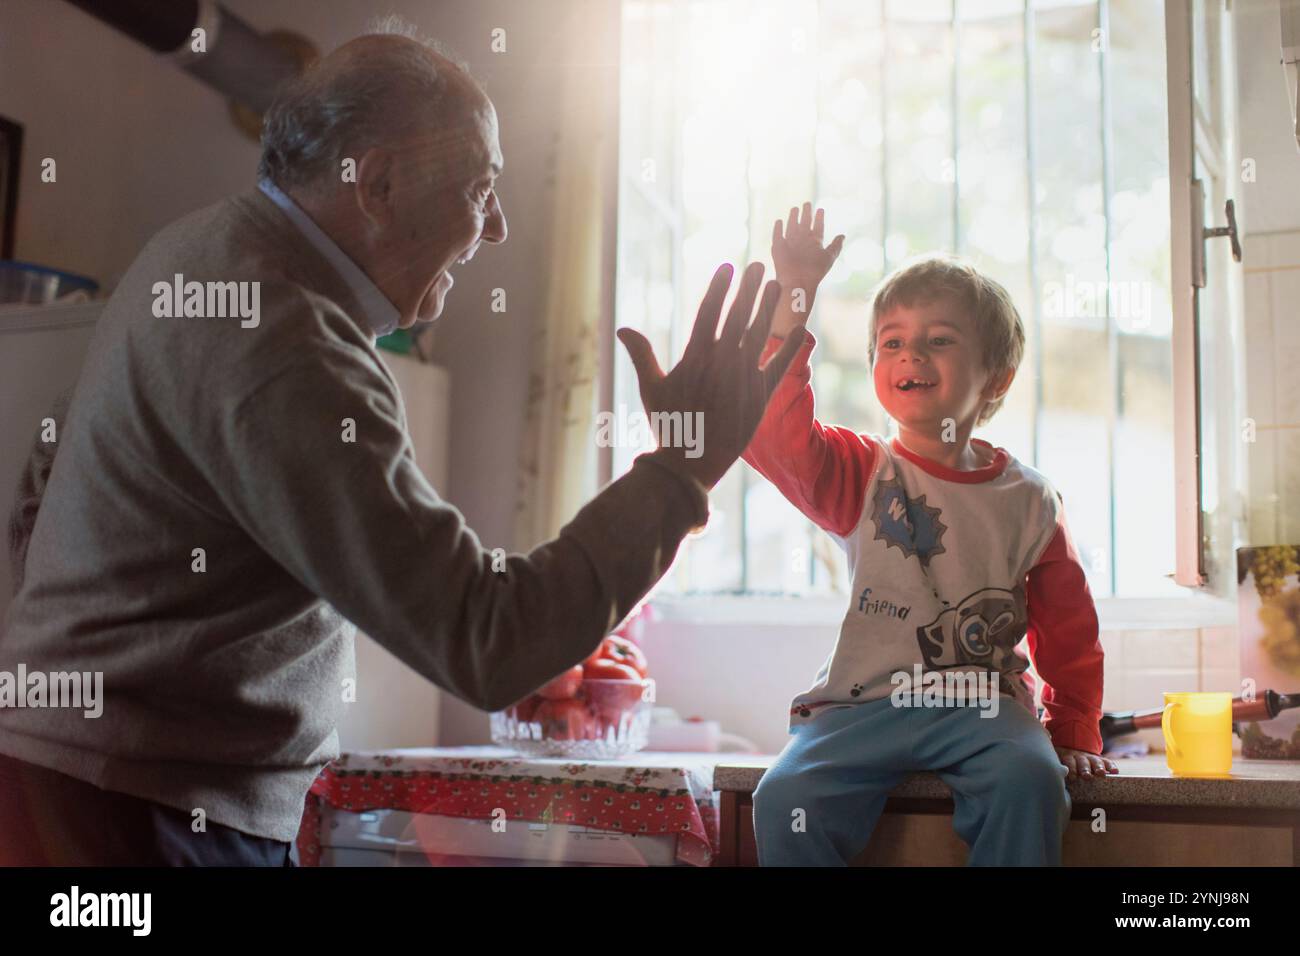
[253,179,400,340]
[889,435,1009,483]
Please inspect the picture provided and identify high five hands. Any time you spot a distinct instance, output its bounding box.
[616,262,806,492]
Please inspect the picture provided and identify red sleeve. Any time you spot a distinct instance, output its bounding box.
[741,331,876,538]
[1024,500,1105,755]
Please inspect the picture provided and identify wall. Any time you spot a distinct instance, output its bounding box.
[1235,0,1300,547]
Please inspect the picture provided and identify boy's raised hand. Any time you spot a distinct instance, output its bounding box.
[770,202,845,338]
[616,262,806,493]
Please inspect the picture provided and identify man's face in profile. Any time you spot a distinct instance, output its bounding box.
[388,98,508,328]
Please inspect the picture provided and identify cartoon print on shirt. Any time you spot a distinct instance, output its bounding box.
[915,584,1029,676]
[791,586,1033,720]
[869,476,947,569]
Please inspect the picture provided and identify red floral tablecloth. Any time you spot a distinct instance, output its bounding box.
[296,747,722,867]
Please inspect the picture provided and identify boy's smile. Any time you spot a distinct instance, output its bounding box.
[872,299,1013,470]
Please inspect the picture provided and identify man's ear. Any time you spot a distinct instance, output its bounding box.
[354,147,396,228]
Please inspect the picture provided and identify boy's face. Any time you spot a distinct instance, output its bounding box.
[871,298,1009,436]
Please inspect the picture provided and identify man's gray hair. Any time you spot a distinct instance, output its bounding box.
[257,15,473,190]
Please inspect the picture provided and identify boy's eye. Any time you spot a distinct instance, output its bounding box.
[882,336,953,348]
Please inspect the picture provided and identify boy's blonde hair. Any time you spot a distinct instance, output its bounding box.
[867,255,1025,426]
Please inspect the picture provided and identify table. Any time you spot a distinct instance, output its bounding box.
[297,747,724,866]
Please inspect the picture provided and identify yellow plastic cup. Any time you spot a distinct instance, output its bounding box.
[1161,692,1233,777]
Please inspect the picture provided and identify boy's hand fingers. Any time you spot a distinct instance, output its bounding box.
[813,206,825,240]
[787,206,798,235]
[828,233,845,261]
[801,201,812,230]
[772,217,783,249]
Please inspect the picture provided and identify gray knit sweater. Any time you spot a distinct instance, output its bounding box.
[0,187,709,842]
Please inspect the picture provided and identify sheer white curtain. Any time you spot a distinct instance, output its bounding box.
[513,1,619,548]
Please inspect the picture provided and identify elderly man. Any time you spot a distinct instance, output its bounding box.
[0,27,803,865]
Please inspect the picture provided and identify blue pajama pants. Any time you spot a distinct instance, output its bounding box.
[753,694,1071,866]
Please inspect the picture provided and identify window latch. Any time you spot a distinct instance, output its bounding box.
[1191,179,1242,289]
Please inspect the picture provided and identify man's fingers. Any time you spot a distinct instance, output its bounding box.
[616,328,664,397]
[720,261,764,349]
[787,206,798,235]
[760,325,806,399]
[827,233,845,261]
[772,217,783,249]
[684,263,734,359]
[742,279,783,364]
[802,201,812,231]
[813,206,825,240]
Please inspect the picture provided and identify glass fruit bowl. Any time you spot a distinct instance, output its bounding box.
[490,678,656,758]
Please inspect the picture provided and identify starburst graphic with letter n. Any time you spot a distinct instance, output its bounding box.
[870,477,947,569]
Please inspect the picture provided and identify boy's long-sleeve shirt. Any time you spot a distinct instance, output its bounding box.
[743,331,1104,755]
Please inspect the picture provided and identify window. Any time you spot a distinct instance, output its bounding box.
[614,0,1179,601]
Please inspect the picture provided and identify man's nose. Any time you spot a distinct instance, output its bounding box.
[482,192,507,244]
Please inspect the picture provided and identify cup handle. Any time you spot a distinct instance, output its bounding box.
[1162,702,1180,760]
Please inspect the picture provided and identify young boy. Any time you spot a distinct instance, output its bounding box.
[744,203,1116,866]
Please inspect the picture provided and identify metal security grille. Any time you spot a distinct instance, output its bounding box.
[614,0,1177,600]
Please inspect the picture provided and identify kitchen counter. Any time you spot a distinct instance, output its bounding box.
[713,755,1300,864]
[714,754,1300,809]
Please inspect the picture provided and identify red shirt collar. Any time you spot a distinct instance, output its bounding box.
[889,436,1009,483]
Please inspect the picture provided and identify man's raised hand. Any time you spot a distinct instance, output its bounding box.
[616,262,807,492]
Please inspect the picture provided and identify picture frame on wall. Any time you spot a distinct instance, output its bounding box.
[0,116,22,260]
